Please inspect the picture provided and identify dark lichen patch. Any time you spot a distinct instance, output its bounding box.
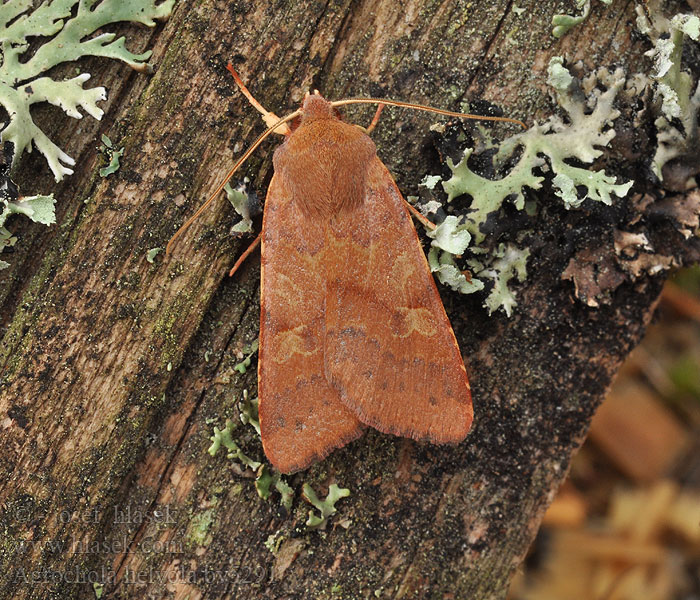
[114,271,141,290]
[7,404,28,428]
[114,301,141,322]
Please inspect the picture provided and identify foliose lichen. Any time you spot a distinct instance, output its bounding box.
[0,0,174,268]
[238,388,260,434]
[469,243,530,318]
[208,391,352,529]
[207,419,261,471]
[264,531,285,554]
[234,339,259,374]
[0,0,174,180]
[302,483,351,529]
[208,396,292,513]
[0,143,54,269]
[422,58,632,315]
[146,247,162,263]
[426,215,484,296]
[224,180,254,233]
[0,188,54,269]
[255,464,293,512]
[636,8,700,185]
[551,0,613,38]
[92,582,104,599]
[99,133,123,177]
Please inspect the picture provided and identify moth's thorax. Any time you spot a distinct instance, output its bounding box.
[273,95,377,219]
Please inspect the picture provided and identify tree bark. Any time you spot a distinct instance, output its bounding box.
[1,1,697,599]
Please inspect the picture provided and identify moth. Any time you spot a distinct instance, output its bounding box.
[168,66,524,473]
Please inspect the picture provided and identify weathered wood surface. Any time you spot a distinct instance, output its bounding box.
[1,1,695,598]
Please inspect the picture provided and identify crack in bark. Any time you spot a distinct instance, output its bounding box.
[110,290,256,589]
[314,0,358,91]
[457,0,517,108]
[605,0,635,56]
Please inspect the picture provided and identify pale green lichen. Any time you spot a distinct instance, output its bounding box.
[0,0,175,181]
[0,0,174,267]
[547,58,574,88]
[254,465,293,512]
[1,193,55,227]
[428,246,485,295]
[92,582,104,599]
[645,13,700,123]
[224,181,254,233]
[420,174,441,190]
[238,388,260,435]
[470,244,530,317]
[208,397,294,513]
[264,531,285,554]
[424,59,631,314]
[637,8,700,182]
[275,478,294,511]
[551,0,612,38]
[207,416,352,528]
[146,247,162,263]
[0,188,55,269]
[442,60,632,243]
[444,57,632,230]
[207,420,233,456]
[302,483,350,529]
[187,507,216,546]
[425,215,485,295]
[442,145,537,230]
[99,133,123,177]
[208,419,261,470]
[234,339,259,374]
[254,465,275,499]
[426,214,471,255]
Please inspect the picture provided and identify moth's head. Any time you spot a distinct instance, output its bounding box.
[300,92,340,123]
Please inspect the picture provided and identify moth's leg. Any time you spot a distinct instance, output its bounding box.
[365,103,384,134]
[226,64,291,136]
[403,199,436,231]
[229,232,262,277]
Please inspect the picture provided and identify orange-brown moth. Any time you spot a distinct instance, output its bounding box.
[167,66,525,473]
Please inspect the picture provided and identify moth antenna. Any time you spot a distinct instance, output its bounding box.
[165,109,301,256]
[226,64,290,135]
[331,98,527,129]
